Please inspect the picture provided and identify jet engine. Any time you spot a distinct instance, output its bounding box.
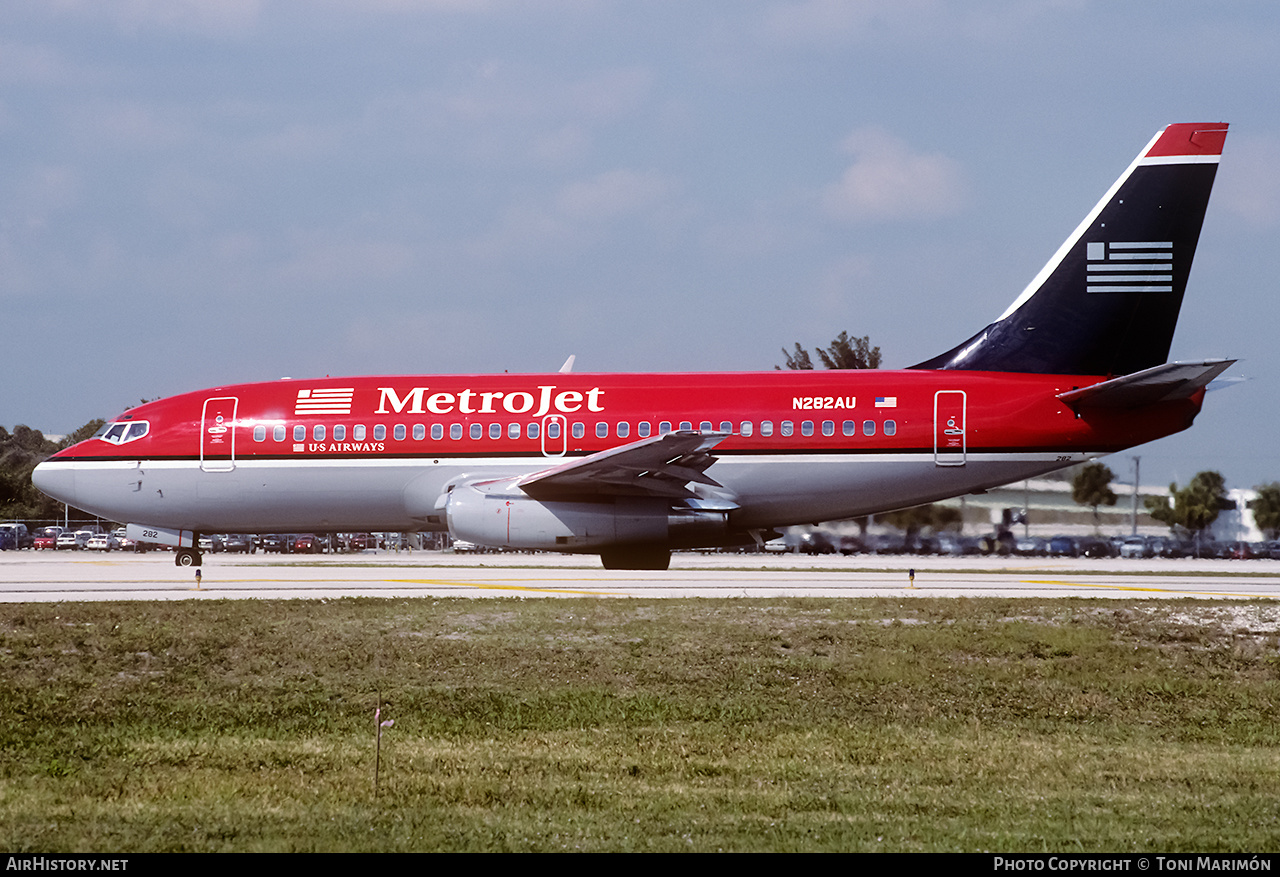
[441,477,731,562]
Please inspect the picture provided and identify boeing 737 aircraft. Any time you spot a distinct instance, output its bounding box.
[34,123,1232,569]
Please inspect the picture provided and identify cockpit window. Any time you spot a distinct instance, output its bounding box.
[96,420,150,445]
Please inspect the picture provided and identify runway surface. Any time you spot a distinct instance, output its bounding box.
[4,550,1280,601]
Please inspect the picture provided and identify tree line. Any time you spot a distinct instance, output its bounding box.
[0,421,104,521]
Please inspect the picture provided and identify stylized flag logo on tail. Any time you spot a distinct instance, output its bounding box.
[1086,242,1173,294]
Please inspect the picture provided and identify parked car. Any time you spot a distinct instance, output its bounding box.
[1047,535,1078,557]
[1119,537,1150,559]
[798,532,836,555]
[224,534,255,553]
[261,534,289,553]
[0,523,33,550]
[56,532,90,550]
[86,533,119,551]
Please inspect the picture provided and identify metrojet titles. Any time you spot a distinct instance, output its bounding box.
[374,385,605,417]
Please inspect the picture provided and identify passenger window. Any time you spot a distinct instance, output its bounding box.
[509,423,521,439]
[374,425,387,441]
[659,421,672,435]
[700,421,712,432]
[638,422,651,437]
[761,421,774,437]
[413,424,425,441]
[596,422,608,438]
[354,424,366,441]
[719,421,732,433]
[294,425,305,442]
[679,421,692,431]
[843,420,856,437]
[527,422,539,439]
[884,420,897,436]
[863,420,876,436]
[254,425,266,442]
[617,422,630,438]
[547,421,560,439]
[393,424,405,441]
[470,424,482,440]
[450,424,462,440]
[781,421,794,437]
[572,422,585,439]
[489,423,501,439]
[801,421,814,436]
[314,425,326,442]
[432,424,443,440]
[334,425,346,442]
[274,425,285,442]
[739,421,753,437]
[822,420,834,436]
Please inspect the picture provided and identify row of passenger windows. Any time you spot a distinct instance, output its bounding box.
[251,419,898,443]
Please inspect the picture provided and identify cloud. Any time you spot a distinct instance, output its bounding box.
[821,126,967,222]
[469,168,679,258]
[554,169,673,221]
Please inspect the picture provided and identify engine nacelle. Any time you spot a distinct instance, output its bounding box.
[443,479,728,552]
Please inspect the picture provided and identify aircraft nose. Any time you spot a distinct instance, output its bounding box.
[31,461,76,506]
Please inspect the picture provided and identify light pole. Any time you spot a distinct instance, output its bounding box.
[1131,456,1141,536]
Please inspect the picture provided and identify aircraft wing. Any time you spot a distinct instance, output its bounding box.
[1057,359,1236,409]
[516,430,731,500]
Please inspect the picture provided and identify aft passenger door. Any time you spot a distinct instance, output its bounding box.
[933,390,966,467]
[201,396,239,472]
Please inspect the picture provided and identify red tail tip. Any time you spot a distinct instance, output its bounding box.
[1146,122,1229,158]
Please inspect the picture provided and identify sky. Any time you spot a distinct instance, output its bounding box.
[3,0,1277,494]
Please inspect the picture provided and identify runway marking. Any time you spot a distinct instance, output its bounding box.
[387,577,624,596]
[1023,579,1280,599]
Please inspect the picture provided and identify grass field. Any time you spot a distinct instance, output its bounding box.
[2,597,1279,851]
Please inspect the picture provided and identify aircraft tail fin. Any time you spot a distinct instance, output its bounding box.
[915,123,1228,376]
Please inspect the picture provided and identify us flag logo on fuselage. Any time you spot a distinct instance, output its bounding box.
[295,388,355,415]
[1086,241,1173,294]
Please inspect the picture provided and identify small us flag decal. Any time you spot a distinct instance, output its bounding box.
[875,396,897,408]
[1086,241,1172,294]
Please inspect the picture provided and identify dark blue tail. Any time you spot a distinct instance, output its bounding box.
[916,123,1227,377]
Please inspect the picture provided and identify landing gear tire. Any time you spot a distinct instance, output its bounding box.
[600,546,671,571]
[175,549,202,567]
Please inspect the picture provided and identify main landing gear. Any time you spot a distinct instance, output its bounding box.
[175,547,203,567]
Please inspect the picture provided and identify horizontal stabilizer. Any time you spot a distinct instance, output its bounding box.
[517,430,731,500]
[1056,359,1235,409]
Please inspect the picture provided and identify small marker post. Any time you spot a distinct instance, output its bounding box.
[906,568,916,589]
[194,568,202,590]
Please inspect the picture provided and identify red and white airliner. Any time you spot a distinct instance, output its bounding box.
[34,123,1232,569]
